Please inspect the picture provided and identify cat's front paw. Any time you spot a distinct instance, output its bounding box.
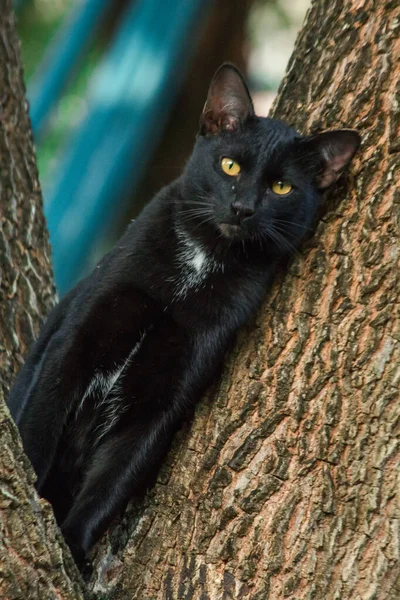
[61,524,90,574]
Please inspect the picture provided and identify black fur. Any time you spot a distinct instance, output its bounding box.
[7,64,360,565]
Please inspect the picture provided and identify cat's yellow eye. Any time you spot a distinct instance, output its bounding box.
[221,157,241,176]
[272,180,293,195]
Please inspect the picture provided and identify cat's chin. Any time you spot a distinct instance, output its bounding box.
[218,223,243,239]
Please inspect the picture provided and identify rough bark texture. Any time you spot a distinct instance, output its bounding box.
[0,390,85,600]
[0,2,85,598]
[0,1,55,394]
[87,1,400,598]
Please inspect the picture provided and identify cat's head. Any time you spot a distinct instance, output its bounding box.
[180,63,360,256]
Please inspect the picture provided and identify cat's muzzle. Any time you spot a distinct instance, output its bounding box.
[218,223,243,238]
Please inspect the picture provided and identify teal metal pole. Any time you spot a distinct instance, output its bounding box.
[45,0,210,294]
[28,0,111,137]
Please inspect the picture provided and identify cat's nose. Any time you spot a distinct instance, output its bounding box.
[231,201,255,221]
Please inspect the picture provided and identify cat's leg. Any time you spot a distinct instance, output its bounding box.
[60,410,178,565]
[60,323,230,564]
[15,329,88,491]
[7,287,77,424]
[15,285,160,492]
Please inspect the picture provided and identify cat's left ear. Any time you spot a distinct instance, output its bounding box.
[304,129,361,189]
[200,63,255,135]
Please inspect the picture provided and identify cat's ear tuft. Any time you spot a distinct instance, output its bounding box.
[306,129,361,189]
[200,63,255,135]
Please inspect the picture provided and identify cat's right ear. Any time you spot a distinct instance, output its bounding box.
[303,129,361,189]
[200,63,255,136]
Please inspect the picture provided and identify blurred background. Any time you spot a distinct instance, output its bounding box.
[15,0,310,295]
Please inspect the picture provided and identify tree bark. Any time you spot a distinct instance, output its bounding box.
[0,2,85,598]
[1,0,399,599]
[86,1,400,598]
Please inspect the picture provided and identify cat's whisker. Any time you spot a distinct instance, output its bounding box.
[188,198,212,204]
[259,225,299,256]
[191,215,217,233]
[269,227,300,256]
[263,228,285,253]
[253,231,264,251]
[272,223,306,250]
[177,203,213,216]
[178,210,211,219]
[178,210,214,224]
[273,219,314,233]
[178,205,213,213]
[193,198,213,205]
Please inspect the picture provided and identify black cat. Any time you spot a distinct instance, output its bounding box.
[7,64,360,564]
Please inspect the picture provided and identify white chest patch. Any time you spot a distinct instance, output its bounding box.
[173,227,222,300]
[191,245,207,273]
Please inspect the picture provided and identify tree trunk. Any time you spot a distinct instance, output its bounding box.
[1,1,399,599]
[0,2,85,598]
[86,1,400,598]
